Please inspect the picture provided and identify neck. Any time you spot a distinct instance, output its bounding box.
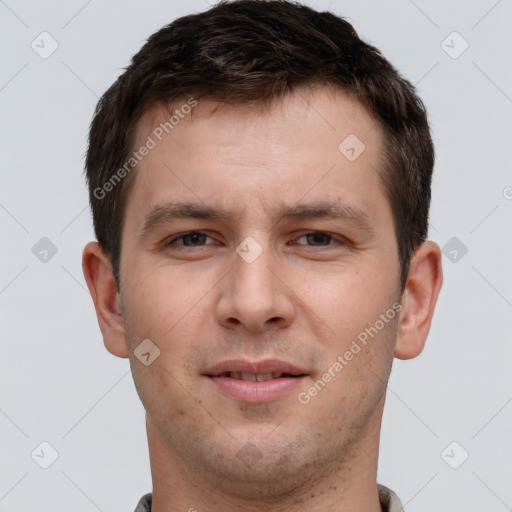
[147,399,385,512]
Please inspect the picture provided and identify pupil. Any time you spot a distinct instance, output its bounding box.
[309,233,329,245]
[185,232,204,246]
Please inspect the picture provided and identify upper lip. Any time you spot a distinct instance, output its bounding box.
[203,359,308,377]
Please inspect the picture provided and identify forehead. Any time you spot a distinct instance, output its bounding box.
[125,85,388,228]
[136,85,380,153]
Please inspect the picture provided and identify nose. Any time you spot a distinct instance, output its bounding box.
[215,240,296,333]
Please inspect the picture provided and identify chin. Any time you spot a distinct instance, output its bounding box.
[185,432,332,501]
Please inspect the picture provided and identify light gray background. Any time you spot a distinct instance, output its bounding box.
[1,0,511,510]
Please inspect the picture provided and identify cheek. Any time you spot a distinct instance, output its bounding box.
[130,358,189,427]
[297,264,384,325]
[123,265,206,340]
[302,319,395,423]
[297,265,398,381]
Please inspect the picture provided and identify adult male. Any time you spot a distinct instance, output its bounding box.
[82,1,443,510]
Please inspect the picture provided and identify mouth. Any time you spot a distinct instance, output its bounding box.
[203,359,309,403]
[211,371,306,382]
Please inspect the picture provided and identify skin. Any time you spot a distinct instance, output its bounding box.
[83,85,443,512]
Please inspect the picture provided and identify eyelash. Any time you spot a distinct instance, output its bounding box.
[165,231,345,248]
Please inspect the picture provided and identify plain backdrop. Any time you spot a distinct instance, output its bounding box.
[1,0,511,511]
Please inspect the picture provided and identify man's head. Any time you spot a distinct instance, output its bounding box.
[85,0,434,296]
[82,0,442,507]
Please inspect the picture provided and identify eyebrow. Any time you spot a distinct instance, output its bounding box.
[140,199,374,239]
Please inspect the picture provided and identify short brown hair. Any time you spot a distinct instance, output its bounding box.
[85,0,434,293]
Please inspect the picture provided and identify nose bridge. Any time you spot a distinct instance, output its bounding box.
[216,234,295,331]
[234,235,277,312]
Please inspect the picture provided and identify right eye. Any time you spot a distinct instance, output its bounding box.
[165,231,215,247]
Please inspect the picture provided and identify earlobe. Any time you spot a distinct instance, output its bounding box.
[394,241,443,360]
[82,241,129,358]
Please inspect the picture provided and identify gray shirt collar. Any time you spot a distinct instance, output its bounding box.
[134,484,404,511]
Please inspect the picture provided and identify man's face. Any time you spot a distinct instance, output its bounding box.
[119,86,402,494]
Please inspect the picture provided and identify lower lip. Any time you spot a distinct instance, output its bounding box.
[206,375,306,403]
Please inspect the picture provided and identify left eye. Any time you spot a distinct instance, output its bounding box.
[294,232,338,246]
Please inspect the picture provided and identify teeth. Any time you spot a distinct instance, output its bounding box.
[226,372,283,381]
[221,371,302,381]
[256,373,274,382]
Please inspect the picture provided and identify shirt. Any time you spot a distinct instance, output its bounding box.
[133,483,404,511]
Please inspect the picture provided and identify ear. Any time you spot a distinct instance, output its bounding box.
[394,241,443,360]
[82,241,129,358]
